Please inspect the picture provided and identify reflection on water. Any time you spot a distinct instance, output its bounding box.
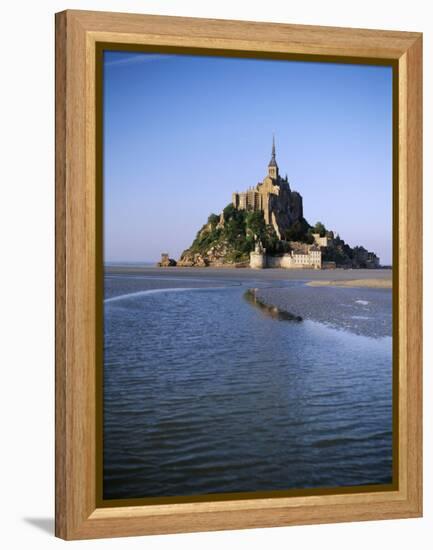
[103,274,393,500]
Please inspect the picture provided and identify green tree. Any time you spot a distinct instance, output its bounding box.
[223,203,236,221]
[313,221,327,237]
[245,211,266,240]
[207,213,219,227]
[262,224,279,253]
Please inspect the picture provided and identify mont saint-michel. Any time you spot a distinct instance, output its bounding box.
[168,139,380,270]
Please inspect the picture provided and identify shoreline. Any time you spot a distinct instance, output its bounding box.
[105,265,392,284]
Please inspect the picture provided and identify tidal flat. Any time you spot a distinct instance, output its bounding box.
[103,266,393,499]
[105,265,392,284]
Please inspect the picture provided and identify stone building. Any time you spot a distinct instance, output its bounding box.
[232,137,303,239]
[157,253,177,267]
[312,233,334,248]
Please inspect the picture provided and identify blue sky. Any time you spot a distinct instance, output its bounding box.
[103,51,393,264]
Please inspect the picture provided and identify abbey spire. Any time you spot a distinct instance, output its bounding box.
[268,135,279,179]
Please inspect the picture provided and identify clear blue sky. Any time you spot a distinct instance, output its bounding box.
[103,51,393,264]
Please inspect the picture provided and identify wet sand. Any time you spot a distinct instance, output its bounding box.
[252,284,392,338]
[106,265,392,284]
[307,279,392,289]
[105,266,392,338]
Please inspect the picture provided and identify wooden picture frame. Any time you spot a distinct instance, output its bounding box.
[55,9,422,540]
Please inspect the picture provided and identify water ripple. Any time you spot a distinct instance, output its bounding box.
[103,275,393,499]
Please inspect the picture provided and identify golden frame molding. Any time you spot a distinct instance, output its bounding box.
[55,9,422,540]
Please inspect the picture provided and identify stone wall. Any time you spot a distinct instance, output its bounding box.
[251,251,321,269]
[312,233,333,247]
[250,251,267,269]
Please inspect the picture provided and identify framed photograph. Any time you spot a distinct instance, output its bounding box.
[55,10,422,540]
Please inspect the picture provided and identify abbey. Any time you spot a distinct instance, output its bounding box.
[232,137,304,239]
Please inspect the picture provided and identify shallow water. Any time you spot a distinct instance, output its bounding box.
[103,273,393,499]
[255,284,392,338]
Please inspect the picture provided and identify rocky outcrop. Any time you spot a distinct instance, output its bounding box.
[177,252,209,267]
[178,238,249,267]
[178,215,252,267]
[157,253,177,267]
[267,183,304,239]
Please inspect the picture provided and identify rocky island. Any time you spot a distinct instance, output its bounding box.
[175,138,380,270]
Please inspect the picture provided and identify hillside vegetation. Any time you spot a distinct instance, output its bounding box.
[178,203,378,268]
[178,204,311,266]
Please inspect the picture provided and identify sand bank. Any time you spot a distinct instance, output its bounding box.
[106,265,392,284]
[250,284,392,337]
[306,279,392,289]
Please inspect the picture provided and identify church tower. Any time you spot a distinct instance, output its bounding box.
[268,136,279,179]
